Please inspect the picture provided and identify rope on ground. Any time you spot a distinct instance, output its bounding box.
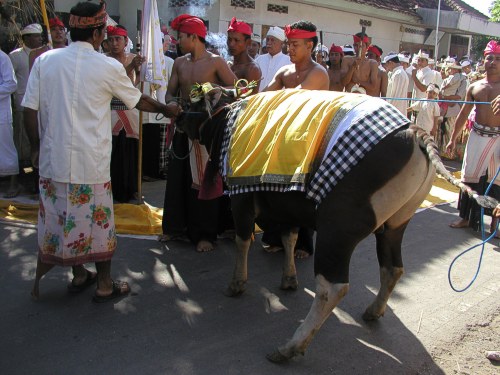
[448,167,500,292]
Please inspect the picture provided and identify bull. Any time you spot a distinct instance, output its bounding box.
[173,86,496,362]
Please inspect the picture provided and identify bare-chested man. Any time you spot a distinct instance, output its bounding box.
[262,20,328,259]
[161,14,238,252]
[366,45,388,97]
[327,44,344,91]
[29,18,67,70]
[105,25,144,203]
[264,21,328,91]
[226,17,261,95]
[446,40,500,232]
[340,32,378,95]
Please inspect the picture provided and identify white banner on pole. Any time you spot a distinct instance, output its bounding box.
[140,0,167,89]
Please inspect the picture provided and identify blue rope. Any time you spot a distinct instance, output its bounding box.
[379,97,491,105]
[448,167,500,292]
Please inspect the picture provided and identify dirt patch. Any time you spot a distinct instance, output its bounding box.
[420,306,500,374]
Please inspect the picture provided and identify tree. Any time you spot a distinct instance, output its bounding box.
[470,1,499,61]
[490,0,500,21]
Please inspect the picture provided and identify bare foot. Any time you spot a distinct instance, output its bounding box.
[93,281,130,303]
[196,240,214,252]
[449,219,469,228]
[294,249,310,259]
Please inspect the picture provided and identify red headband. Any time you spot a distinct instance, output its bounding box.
[367,45,381,57]
[69,2,107,29]
[227,17,252,36]
[284,25,317,39]
[49,18,64,29]
[353,34,369,44]
[107,26,127,38]
[171,14,207,39]
[484,40,500,56]
[330,44,343,54]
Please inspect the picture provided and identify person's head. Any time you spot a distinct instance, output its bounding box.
[69,1,107,51]
[284,21,317,64]
[265,26,285,56]
[426,83,439,99]
[460,60,472,74]
[398,53,410,69]
[329,44,343,66]
[20,23,43,49]
[382,52,399,72]
[342,44,355,56]
[162,33,172,53]
[483,40,500,75]
[171,14,207,54]
[106,25,128,55]
[247,33,261,58]
[416,50,429,69]
[226,17,252,58]
[366,45,382,63]
[353,32,370,57]
[443,57,461,75]
[49,18,66,46]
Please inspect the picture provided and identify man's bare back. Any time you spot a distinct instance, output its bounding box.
[471,79,500,127]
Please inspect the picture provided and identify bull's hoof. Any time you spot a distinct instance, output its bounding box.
[266,349,292,363]
[223,280,247,297]
[362,309,383,321]
[280,275,298,291]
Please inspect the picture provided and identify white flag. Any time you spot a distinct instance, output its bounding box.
[140,0,167,88]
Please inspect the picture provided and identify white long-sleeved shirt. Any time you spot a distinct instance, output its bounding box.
[387,65,409,115]
[255,52,291,91]
[0,50,17,125]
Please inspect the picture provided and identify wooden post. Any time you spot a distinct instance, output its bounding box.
[136,9,144,204]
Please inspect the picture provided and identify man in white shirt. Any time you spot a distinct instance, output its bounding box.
[9,23,43,166]
[255,26,290,91]
[383,53,409,114]
[0,50,19,198]
[23,1,180,302]
[411,50,437,101]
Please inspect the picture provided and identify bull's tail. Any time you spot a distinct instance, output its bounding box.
[413,125,499,210]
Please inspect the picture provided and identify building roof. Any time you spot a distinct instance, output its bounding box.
[346,0,489,20]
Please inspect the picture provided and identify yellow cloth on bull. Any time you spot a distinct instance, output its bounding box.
[227,89,362,185]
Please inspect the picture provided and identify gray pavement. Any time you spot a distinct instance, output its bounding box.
[1,175,500,374]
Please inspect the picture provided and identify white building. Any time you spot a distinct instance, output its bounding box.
[47,0,500,60]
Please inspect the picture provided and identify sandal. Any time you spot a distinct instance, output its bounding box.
[92,280,130,303]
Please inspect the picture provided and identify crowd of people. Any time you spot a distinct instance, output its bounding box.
[0,1,499,303]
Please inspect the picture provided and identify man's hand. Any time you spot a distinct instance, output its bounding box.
[164,101,182,118]
[446,139,456,157]
[492,95,500,116]
[131,54,146,69]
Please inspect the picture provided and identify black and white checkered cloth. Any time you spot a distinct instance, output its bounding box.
[220,98,410,205]
[110,97,128,111]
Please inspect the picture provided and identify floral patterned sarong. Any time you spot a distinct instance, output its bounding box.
[38,178,117,266]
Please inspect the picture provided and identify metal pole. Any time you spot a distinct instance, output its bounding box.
[435,0,441,59]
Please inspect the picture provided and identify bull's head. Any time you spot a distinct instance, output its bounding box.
[175,81,257,144]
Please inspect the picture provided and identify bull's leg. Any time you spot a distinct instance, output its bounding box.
[280,227,299,290]
[267,275,349,362]
[363,223,407,321]
[225,194,256,297]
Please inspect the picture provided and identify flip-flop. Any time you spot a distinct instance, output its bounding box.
[67,270,97,294]
[92,280,130,303]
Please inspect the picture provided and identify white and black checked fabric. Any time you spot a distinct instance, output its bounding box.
[220,98,410,204]
[110,97,128,111]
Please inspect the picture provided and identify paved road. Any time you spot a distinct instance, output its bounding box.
[1,178,499,374]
